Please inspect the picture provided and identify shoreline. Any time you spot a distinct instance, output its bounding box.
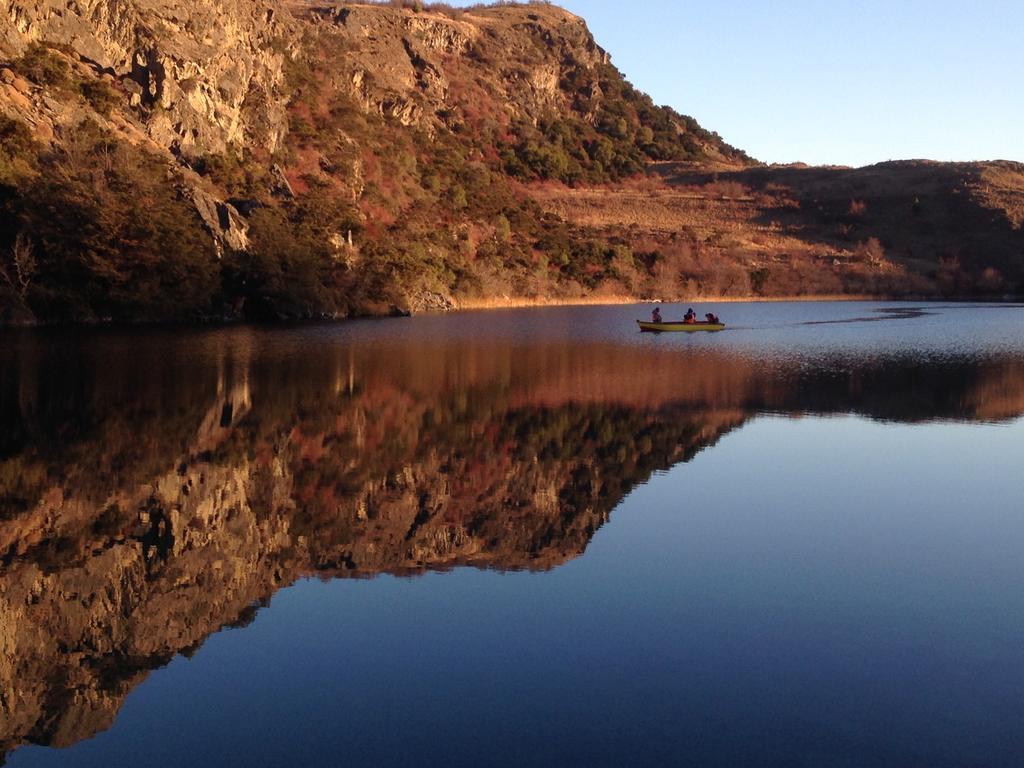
[449,293,1022,313]
[2,294,1020,331]
[453,294,884,311]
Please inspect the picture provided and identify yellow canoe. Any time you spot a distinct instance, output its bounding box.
[637,320,726,333]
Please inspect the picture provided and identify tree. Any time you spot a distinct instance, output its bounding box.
[450,184,468,210]
[9,232,35,296]
[18,121,219,321]
[856,237,884,265]
[495,214,511,244]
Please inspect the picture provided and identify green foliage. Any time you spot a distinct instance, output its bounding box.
[8,121,219,321]
[503,115,604,184]
[500,61,751,185]
[189,150,280,201]
[80,79,120,117]
[0,116,38,186]
[749,267,770,294]
[495,214,511,244]
[227,207,332,318]
[13,43,73,91]
[13,44,124,118]
[531,221,637,289]
[223,183,362,319]
[450,184,468,210]
[0,116,36,160]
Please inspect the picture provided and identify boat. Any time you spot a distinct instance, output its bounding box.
[637,319,726,333]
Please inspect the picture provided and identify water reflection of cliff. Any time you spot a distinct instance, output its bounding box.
[2,328,1024,759]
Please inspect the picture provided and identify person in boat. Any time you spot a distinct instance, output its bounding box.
[683,308,697,324]
[705,312,720,324]
[651,306,663,323]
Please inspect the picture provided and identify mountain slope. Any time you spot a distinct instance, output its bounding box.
[537,159,1024,297]
[0,0,1021,325]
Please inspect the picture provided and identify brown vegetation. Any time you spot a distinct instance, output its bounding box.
[532,160,1024,298]
[0,2,1021,325]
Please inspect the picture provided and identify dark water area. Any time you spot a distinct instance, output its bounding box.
[1,301,1023,767]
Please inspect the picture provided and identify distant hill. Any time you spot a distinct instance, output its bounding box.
[539,159,1024,298]
[0,0,1021,324]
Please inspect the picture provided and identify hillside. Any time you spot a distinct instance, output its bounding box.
[0,0,1021,324]
[538,160,1024,297]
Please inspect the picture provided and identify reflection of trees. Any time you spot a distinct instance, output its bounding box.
[1,329,1024,758]
[782,357,1024,424]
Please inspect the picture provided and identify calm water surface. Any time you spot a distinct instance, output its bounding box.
[2,302,1023,767]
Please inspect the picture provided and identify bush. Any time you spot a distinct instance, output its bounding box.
[227,207,332,318]
[494,214,511,243]
[749,267,770,294]
[226,183,361,319]
[80,79,120,117]
[0,116,37,186]
[13,43,73,90]
[13,122,219,321]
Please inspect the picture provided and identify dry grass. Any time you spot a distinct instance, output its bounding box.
[525,159,1024,298]
[453,294,637,311]
[448,293,886,314]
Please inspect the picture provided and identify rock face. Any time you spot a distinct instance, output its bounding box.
[1,0,294,265]
[0,0,1021,321]
[189,183,250,253]
[2,0,292,154]
[0,0,646,187]
[307,3,607,130]
[0,0,753,296]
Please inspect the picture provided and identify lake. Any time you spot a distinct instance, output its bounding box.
[2,301,1023,767]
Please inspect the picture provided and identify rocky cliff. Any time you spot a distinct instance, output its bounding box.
[0,1,1022,324]
[0,0,745,324]
[2,0,293,150]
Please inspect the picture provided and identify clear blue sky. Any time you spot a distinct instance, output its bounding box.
[451,0,1024,167]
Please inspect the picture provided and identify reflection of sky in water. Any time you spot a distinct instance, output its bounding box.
[4,302,1024,768]
[13,414,1023,768]
[6,301,1020,370]
[323,302,1024,359]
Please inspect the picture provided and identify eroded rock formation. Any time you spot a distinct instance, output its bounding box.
[2,0,293,153]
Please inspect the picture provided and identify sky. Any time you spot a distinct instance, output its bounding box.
[448,0,1024,167]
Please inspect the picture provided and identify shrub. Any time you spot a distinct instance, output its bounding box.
[228,207,332,318]
[13,43,73,90]
[14,121,219,321]
[450,184,468,210]
[749,267,770,294]
[0,116,37,186]
[494,214,511,243]
[80,79,120,117]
